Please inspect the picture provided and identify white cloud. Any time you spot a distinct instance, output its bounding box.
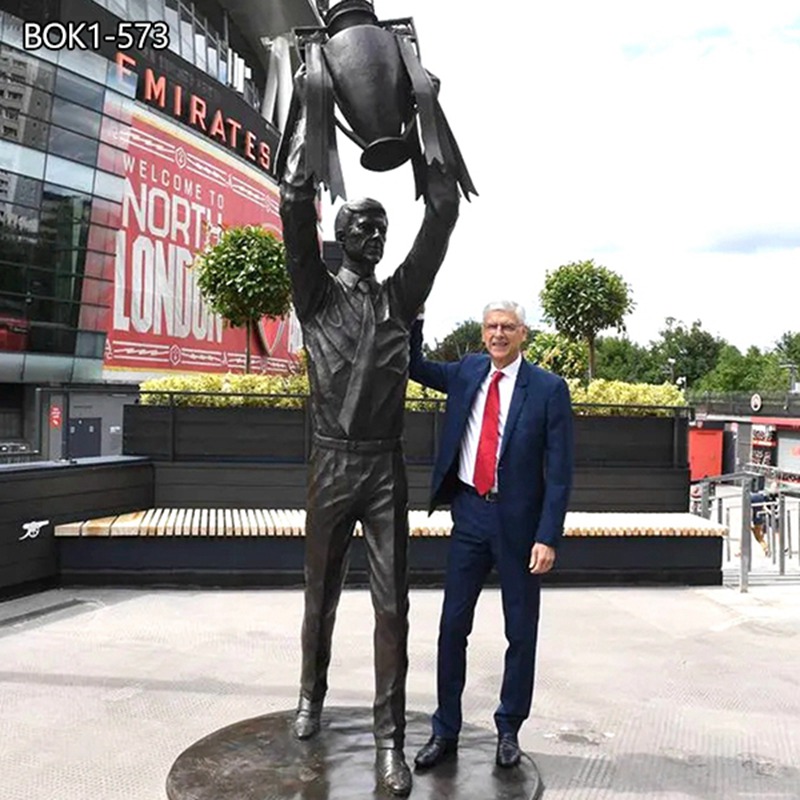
[319,1,800,353]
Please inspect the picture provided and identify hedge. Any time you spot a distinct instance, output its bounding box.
[139,374,687,416]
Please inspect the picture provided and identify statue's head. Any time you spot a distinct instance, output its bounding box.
[334,198,388,271]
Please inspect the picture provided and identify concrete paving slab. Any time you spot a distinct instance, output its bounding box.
[0,583,798,799]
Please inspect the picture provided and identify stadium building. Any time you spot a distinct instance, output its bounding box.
[0,0,318,459]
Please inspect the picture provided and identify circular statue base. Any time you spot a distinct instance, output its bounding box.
[166,707,544,799]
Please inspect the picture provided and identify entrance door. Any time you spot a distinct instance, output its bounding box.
[68,417,101,458]
[688,428,723,481]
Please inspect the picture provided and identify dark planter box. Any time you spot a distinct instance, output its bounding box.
[123,405,441,464]
[573,414,687,467]
[124,406,688,468]
[122,406,690,513]
[123,405,309,462]
[146,462,690,513]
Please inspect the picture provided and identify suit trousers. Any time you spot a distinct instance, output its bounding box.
[300,442,410,748]
[432,488,542,740]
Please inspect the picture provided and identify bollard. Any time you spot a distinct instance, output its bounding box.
[770,502,777,565]
[700,481,711,519]
[778,493,786,576]
[725,507,731,561]
[740,481,751,593]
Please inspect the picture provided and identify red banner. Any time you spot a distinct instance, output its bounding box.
[101,107,300,379]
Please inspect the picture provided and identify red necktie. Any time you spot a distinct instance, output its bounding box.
[473,371,503,495]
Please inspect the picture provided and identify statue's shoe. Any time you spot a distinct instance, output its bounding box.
[376,748,412,796]
[292,697,322,740]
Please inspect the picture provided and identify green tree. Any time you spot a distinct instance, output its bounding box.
[775,332,800,389]
[426,319,483,361]
[649,317,725,388]
[194,225,292,373]
[594,336,660,384]
[539,259,634,379]
[526,330,588,379]
[696,345,785,392]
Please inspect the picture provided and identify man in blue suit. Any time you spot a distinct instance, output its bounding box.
[411,300,574,770]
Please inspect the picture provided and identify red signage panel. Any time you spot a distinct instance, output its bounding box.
[49,405,62,429]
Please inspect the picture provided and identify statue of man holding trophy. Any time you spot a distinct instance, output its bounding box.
[277,0,475,794]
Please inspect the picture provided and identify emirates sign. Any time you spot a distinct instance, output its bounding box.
[116,53,273,174]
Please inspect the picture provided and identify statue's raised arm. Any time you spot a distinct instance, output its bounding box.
[279,69,329,324]
[388,160,460,324]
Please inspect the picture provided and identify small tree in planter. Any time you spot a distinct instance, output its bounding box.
[194,225,292,373]
[540,259,634,380]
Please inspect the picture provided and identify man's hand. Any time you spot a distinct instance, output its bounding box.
[529,543,555,575]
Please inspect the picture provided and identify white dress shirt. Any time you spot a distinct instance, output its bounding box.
[458,354,522,491]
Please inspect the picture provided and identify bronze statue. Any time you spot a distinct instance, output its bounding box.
[278,56,460,800]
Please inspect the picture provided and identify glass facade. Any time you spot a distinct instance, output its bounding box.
[0,0,306,456]
[0,11,135,356]
[0,0,289,365]
[92,0,263,109]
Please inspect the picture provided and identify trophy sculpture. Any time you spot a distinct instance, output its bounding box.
[276,0,477,201]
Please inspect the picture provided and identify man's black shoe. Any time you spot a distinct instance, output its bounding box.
[496,733,521,768]
[414,735,458,769]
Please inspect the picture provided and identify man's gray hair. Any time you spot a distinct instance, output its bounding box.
[482,301,526,325]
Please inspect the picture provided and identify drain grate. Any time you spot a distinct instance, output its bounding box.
[0,599,88,629]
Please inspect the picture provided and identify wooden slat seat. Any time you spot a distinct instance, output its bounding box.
[54,510,728,539]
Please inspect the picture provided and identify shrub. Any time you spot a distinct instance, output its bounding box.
[139,374,444,410]
[406,380,446,412]
[139,373,309,409]
[138,375,685,416]
[568,378,687,416]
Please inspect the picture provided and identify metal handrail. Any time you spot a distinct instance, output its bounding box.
[695,467,800,590]
[695,470,760,592]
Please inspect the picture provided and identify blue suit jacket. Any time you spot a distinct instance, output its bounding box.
[410,320,574,550]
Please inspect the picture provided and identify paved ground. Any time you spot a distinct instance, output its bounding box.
[1,579,799,800]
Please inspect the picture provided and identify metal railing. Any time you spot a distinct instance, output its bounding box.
[689,390,800,417]
[694,468,800,591]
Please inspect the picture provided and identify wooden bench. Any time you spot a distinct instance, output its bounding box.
[54,511,727,588]
[55,510,728,539]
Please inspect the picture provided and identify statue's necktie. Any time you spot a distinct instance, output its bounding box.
[337,279,377,434]
[473,371,504,495]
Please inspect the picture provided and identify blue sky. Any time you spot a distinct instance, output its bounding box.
[319,1,800,351]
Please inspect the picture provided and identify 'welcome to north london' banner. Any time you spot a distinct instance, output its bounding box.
[100,107,300,378]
